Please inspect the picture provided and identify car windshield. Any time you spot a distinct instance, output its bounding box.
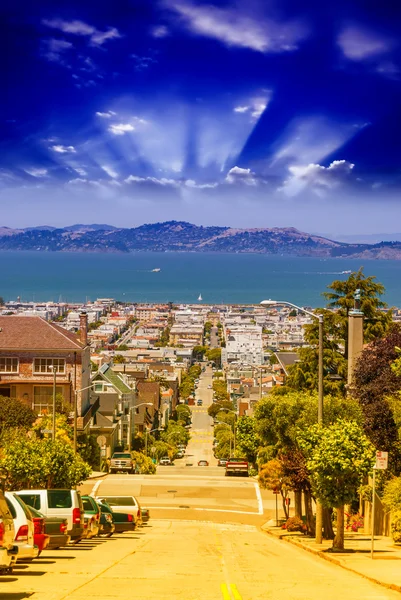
[102,497,135,506]
[47,490,72,509]
[113,453,131,459]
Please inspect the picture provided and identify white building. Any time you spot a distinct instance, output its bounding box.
[222,324,263,366]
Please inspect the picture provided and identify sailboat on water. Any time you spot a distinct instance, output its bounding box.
[198,294,203,301]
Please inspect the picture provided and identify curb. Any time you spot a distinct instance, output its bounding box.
[262,527,401,594]
[87,472,108,480]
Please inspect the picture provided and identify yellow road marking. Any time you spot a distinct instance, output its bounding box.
[221,583,232,600]
[230,584,242,600]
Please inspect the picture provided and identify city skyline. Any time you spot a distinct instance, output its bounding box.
[2,0,401,235]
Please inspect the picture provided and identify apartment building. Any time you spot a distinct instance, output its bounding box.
[221,324,263,366]
[0,314,94,426]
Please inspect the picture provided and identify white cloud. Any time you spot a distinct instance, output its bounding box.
[251,100,267,120]
[42,18,121,47]
[125,175,179,187]
[101,165,118,178]
[108,123,135,135]
[96,110,117,118]
[42,38,73,63]
[225,166,258,186]
[90,28,120,46]
[74,167,87,176]
[165,1,306,53]
[50,145,76,153]
[337,26,392,61]
[184,179,218,189]
[281,160,355,196]
[234,93,271,121]
[152,25,169,38]
[131,54,157,71]
[68,177,88,185]
[24,168,48,178]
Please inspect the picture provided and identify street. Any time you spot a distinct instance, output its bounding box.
[2,366,400,599]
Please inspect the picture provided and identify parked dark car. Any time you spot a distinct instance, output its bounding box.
[96,501,135,534]
[26,506,50,556]
[97,502,115,538]
[21,504,70,550]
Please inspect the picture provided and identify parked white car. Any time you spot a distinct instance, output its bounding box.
[5,492,38,562]
[96,496,143,526]
[15,489,84,543]
[0,491,17,573]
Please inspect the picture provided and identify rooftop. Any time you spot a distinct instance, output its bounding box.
[0,316,85,350]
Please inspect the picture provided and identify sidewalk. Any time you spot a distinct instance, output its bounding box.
[262,523,401,593]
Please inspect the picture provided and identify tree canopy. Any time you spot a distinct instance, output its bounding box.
[0,396,37,433]
[284,269,392,396]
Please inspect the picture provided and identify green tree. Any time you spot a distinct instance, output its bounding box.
[206,348,222,367]
[0,297,4,306]
[118,344,129,351]
[0,396,36,433]
[212,379,229,402]
[131,451,156,474]
[204,321,213,334]
[0,432,91,490]
[258,458,291,519]
[235,416,260,464]
[298,419,375,549]
[175,404,191,425]
[323,267,392,347]
[193,345,208,360]
[161,422,190,448]
[113,354,126,364]
[285,269,392,395]
[208,400,234,419]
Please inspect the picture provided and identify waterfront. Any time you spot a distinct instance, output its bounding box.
[2,250,401,306]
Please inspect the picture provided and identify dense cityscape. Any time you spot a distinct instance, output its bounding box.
[3,0,401,596]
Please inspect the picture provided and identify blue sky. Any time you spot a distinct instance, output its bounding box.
[1,0,401,235]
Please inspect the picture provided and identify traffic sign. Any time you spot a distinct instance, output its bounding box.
[375,451,388,470]
[272,488,280,494]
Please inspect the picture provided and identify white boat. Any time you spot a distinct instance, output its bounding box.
[198,294,202,301]
[151,268,161,272]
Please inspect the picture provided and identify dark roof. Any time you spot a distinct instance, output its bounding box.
[275,352,300,375]
[0,316,84,350]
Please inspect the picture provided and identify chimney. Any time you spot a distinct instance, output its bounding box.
[79,312,88,345]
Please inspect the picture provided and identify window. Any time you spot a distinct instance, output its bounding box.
[33,386,63,413]
[0,357,18,373]
[33,358,65,374]
[47,490,72,509]
[18,494,41,510]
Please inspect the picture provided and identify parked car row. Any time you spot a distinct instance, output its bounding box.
[0,489,150,575]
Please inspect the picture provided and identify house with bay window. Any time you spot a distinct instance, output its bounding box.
[0,314,96,431]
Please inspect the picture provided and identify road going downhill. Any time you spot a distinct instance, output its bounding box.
[3,366,399,598]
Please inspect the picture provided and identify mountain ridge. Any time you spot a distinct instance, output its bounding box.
[0,221,401,259]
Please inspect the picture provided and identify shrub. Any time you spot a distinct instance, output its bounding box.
[382,476,401,512]
[131,451,156,474]
[285,516,305,532]
[391,510,401,544]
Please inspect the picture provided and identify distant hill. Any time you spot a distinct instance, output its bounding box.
[1,220,401,259]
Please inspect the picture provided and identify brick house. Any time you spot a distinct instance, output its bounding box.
[0,314,94,426]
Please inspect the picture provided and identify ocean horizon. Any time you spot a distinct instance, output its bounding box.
[2,250,401,307]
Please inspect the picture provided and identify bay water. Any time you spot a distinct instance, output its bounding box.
[2,251,401,307]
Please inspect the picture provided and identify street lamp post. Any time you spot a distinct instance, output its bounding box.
[52,366,57,441]
[145,427,163,456]
[74,383,96,453]
[128,402,153,452]
[261,299,324,544]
